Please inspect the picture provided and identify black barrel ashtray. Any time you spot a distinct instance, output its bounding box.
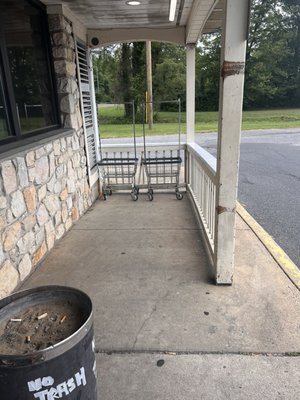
[0,286,97,399]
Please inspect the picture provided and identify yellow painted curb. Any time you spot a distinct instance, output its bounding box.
[237,202,300,290]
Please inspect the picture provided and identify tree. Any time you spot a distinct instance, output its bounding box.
[195,34,221,111]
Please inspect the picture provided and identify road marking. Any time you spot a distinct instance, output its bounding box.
[237,202,300,290]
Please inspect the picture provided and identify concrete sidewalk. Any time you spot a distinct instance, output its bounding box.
[21,194,300,399]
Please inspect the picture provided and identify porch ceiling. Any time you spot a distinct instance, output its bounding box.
[42,0,224,45]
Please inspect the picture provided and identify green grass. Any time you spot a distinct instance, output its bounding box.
[98,106,300,138]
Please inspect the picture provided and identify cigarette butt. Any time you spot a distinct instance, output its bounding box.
[10,318,22,322]
[26,336,31,343]
[37,313,48,320]
[60,315,67,324]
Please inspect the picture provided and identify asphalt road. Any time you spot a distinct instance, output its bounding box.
[103,128,300,268]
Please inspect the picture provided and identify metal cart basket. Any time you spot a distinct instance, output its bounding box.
[98,102,139,201]
[141,100,183,201]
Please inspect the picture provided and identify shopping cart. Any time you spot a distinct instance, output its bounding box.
[98,101,139,201]
[141,100,183,201]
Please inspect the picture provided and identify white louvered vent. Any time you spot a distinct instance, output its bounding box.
[76,41,98,177]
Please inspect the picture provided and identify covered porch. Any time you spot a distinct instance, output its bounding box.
[21,194,300,398]
[43,0,249,284]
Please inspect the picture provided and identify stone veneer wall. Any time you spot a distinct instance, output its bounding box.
[0,14,99,298]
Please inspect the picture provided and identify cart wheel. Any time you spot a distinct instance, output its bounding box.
[149,188,153,195]
[133,186,139,195]
[108,189,112,196]
[176,192,183,200]
[131,192,138,201]
[147,192,153,201]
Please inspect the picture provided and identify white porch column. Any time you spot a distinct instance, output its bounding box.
[186,44,196,143]
[214,0,250,284]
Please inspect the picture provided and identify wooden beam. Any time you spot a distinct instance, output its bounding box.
[88,27,186,47]
[186,0,219,44]
[146,41,153,129]
[214,0,250,284]
[186,44,195,143]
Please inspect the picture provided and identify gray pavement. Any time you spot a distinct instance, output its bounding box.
[21,194,300,399]
[97,353,300,400]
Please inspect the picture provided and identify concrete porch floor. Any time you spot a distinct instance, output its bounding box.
[21,194,300,399]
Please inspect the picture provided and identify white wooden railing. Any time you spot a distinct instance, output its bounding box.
[186,143,217,258]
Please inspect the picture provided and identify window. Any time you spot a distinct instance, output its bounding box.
[0,0,59,144]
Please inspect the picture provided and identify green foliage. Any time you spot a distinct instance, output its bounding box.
[153,58,185,103]
[92,1,300,112]
[195,35,221,111]
[99,108,300,138]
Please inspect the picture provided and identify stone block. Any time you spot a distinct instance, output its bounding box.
[64,113,80,130]
[52,46,69,60]
[54,181,61,194]
[60,94,75,114]
[54,210,62,227]
[72,136,80,151]
[15,157,29,188]
[35,227,45,246]
[49,152,55,176]
[32,241,47,267]
[37,204,49,226]
[71,206,79,222]
[65,217,72,231]
[0,244,5,265]
[44,194,60,216]
[52,30,74,48]
[35,147,46,159]
[3,222,22,252]
[11,190,26,218]
[18,254,32,281]
[6,209,14,224]
[67,179,76,193]
[60,137,67,152]
[1,160,17,195]
[61,203,68,223]
[45,219,54,234]
[45,143,53,153]
[66,196,72,210]
[35,156,49,185]
[56,224,65,240]
[28,168,35,182]
[25,151,35,167]
[0,260,19,299]
[17,231,35,255]
[60,189,68,201]
[56,165,65,179]
[54,60,76,77]
[53,139,61,156]
[23,186,37,213]
[0,213,6,231]
[52,31,69,47]
[38,185,47,202]
[47,175,56,192]
[22,214,36,232]
[48,14,64,31]
[0,196,7,210]
[46,230,56,251]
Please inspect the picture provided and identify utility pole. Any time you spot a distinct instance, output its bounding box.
[146,40,153,129]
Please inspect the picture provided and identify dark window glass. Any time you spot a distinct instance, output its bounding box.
[0,75,10,139]
[0,0,59,142]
